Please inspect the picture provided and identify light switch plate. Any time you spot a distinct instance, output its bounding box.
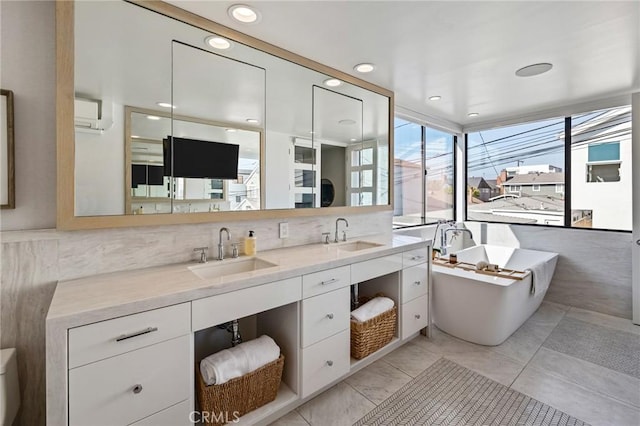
[279,222,289,239]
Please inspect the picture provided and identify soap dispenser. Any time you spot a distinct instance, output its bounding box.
[245,231,257,256]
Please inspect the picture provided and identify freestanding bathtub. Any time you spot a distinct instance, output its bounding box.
[432,244,558,346]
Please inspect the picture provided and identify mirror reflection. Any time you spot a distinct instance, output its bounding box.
[126,109,261,214]
[73,0,390,218]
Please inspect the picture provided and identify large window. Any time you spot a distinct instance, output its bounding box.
[467,117,566,226]
[465,104,632,231]
[394,118,455,227]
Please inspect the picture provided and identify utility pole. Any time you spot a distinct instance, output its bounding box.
[516,160,524,167]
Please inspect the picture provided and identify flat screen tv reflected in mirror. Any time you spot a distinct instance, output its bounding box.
[163,136,239,180]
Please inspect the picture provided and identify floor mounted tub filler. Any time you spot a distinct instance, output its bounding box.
[432,244,559,346]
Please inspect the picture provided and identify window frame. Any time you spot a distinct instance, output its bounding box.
[463,106,632,233]
[392,118,457,228]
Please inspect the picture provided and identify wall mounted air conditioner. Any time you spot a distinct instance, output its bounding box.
[74,98,101,130]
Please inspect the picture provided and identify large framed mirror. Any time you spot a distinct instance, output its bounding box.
[57,0,393,229]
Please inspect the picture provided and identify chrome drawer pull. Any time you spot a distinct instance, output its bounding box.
[415,314,421,319]
[326,313,334,319]
[326,360,334,366]
[320,278,338,286]
[410,255,424,261]
[116,327,158,342]
[413,280,421,286]
[132,384,143,394]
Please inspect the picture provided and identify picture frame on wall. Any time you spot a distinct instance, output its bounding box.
[1,89,15,209]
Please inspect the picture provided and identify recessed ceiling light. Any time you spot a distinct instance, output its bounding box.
[350,138,357,142]
[468,112,480,118]
[147,115,161,120]
[226,128,237,132]
[324,78,342,87]
[205,35,231,50]
[354,63,375,73]
[246,118,259,124]
[515,63,553,77]
[156,102,175,109]
[228,4,260,24]
[428,96,442,101]
[339,119,356,125]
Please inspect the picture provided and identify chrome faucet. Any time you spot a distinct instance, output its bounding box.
[335,218,349,243]
[217,227,231,260]
[440,226,473,256]
[193,247,208,263]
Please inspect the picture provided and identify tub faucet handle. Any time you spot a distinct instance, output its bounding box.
[322,232,331,244]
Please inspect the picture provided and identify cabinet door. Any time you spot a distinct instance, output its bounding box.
[301,330,350,398]
[401,295,428,340]
[68,302,190,369]
[402,263,428,303]
[301,287,350,348]
[69,335,190,426]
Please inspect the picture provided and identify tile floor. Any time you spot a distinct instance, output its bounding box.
[270,302,640,426]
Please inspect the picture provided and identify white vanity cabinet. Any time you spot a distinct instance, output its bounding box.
[67,303,192,426]
[48,238,431,426]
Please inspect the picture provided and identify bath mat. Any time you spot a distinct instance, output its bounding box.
[542,317,640,379]
[353,358,589,426]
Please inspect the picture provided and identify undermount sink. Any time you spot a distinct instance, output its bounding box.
[335,241,384,252]
[189,257,278,280]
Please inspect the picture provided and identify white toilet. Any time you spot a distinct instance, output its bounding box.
[0,348,20,426]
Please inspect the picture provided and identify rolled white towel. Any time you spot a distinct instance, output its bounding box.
[200,335,280,386]
[351,297,395,322]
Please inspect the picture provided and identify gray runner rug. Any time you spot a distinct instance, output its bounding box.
[542,317,640,379]
[353,358,589,426]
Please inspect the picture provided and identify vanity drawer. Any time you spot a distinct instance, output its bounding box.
[403,248,428,268]
[192,276,302,331]
[401,295,428,340]
[351,254,403,283]
[68,303,190,369]
[302,265,350,298]
[402,263,428,303]
[130,400,191,426]
[69,335,190,426]
[301,329,350,398]
[301,287,350,348]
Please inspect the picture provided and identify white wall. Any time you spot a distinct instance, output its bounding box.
[0,1,56,231]
[74,104,126,216]
[571,122,632,230]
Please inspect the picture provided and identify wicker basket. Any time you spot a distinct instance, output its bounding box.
[196,354,284,425]
[350,296,397,360]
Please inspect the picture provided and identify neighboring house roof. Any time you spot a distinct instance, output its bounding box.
[505,172,564,185]
[484,179,498,189]
[467,177,490,188]
[469,194,564,212]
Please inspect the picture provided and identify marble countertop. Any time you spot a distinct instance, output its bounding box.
[47,234,430,328]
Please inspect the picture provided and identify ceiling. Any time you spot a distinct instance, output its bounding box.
[167,0,640,128]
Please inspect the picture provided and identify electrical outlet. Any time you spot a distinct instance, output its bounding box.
[279,222,289,239]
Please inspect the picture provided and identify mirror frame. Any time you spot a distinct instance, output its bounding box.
[56,0,394,230]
